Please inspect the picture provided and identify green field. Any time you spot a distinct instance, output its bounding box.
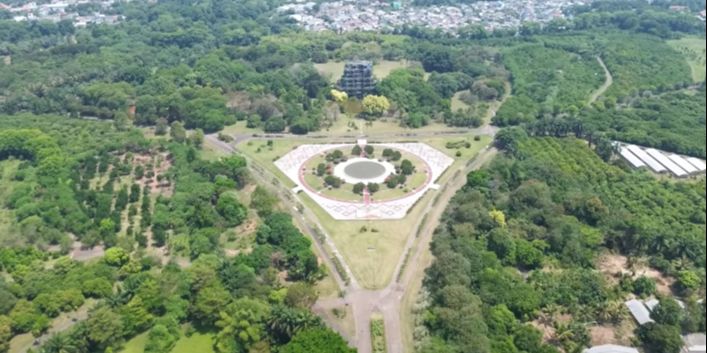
[119,331,214,353]
[668,36,707,82]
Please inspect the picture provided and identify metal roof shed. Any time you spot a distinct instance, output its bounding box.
[626,145,666,173]
[645,148,687,177]
[618,146,646,168]
[669,154,699,174]
[625,299,653,325]
[686,157,707,172]
[583,345,639,353]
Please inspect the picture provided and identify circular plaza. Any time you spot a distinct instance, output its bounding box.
[274,141,454,220]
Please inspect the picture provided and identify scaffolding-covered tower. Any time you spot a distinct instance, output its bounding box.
[337,60,375,99]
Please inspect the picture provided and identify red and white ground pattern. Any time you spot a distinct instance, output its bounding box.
[274,142,453,220]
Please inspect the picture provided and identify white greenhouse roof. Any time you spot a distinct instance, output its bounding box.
[669,154,698,174]
[626,145,666,173]
[686,157,707,172]
[645,148,687,177]
[619,146,645,168]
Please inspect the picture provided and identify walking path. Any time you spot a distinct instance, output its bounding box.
[589,56,613,104]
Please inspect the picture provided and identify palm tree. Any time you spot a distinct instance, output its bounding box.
[42,333,80,353]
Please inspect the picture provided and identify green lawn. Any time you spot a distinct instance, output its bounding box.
[171,332,215,353]
[668,36,706,82]
[119,331,214,353]
[236,138,313,188]
[119,332,149,353]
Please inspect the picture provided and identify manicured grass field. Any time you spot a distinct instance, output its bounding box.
[668,36,706,82]
[237,138,313,188]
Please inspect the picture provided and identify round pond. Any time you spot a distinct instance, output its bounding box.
[333,157,396,184]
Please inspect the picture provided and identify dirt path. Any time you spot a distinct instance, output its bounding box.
[589,56,613,104]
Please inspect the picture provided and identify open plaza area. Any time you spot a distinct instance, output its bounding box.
[274,140,453,220]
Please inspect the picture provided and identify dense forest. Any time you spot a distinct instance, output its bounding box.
[418,133,706,353]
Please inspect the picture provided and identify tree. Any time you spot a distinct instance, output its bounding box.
[316,163,327,176]
[215,298,270,353]
[268,306,322,344]
[367,183,379,194]
[170,121,187,143]
[651,299,683,326]
[216,193,247,227]
[104,247,129,267]
[632,276,656,297]
[193,283,231,325]
[85,307,124,350]
[637,323,683,353]
[351,145,362,156]
[361,95,390,117]
[400,159,414,175]
[281,328,355,353]
[190,128,204,148]
[352,182,366,195]
[0,315,11,353]
[155,118,169,135]
[250,186,277,217]
[324,175,342,188]
[285,283,318,309]
[364,145,374,156]
[330,89,348,103]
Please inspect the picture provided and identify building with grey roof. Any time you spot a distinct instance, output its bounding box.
[625,299,653,325]
[584,345,639,353]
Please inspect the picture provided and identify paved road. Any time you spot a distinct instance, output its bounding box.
[207,121,501,353]
[588,56,613,104]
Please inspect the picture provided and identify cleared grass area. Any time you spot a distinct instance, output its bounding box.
[119,330,214,353]
[451,90,471,112]
[171,332,215,353]
[220,120,260,136]
[421,134,492,184]
[119,332,149,353]
[236,138,313,188]
[668,36,706,82]
[299,187,434,289]
[314,60,422,83]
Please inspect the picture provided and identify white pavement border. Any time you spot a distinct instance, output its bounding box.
[275,143,453,220]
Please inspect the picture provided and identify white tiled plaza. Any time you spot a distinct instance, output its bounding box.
[274,142,453,220]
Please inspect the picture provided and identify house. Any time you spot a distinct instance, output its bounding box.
[683,333,706,353]
[584,344,639,353]
[625,299,653,325]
